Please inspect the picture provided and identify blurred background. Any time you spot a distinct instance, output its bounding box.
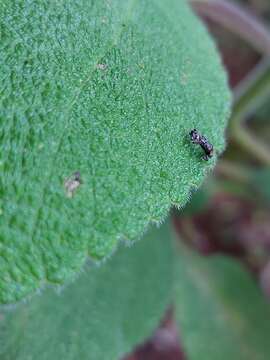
[124,0,270,358]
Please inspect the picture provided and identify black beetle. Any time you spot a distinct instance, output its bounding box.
[189,129,213,161]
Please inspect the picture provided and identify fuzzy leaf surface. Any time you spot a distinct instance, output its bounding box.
[0,222,173,359]
[0,0,231,303]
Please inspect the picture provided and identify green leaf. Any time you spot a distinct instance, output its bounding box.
[0,221,174,360]
[251,168,270,202]
[0,0,231,303]
[174,239,270,360]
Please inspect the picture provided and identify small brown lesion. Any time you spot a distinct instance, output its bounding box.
[96,63,107,70]
[64,171,82,198]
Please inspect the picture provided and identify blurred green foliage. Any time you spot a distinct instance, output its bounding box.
[0,223,173,360]
[175,241,270,360]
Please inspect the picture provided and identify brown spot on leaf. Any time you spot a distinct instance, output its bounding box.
[64,171,82,198]
[96,63,107,70]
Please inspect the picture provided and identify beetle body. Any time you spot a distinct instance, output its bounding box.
[189,129,213,161]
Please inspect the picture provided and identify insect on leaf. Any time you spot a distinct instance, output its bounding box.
[0,0,231,304]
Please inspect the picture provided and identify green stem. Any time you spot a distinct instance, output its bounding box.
[191,0,270,56]
[231,126,270,166]
[191,0,270,164]
[230,60,270,165]
[233,59,270,118]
